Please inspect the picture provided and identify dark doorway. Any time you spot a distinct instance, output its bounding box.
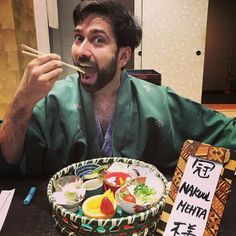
[202,0,236,104]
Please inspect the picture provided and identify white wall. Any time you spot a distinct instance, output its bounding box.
[135,0,209,102]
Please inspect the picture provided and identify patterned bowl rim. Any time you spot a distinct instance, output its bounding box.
[47,157,169,228]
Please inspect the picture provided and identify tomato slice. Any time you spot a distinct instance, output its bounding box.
[123,194,136,203]
[100,197,115,214]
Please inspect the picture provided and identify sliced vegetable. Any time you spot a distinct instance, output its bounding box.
[100,197,115,214]
[83,164,109,179]
[134,183,156,203]
[64,191,79,203]
[123,194,136,203]
[136,177,146,183]
[119,177,124,185]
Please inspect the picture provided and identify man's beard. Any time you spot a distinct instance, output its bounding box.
[75,54,118,92]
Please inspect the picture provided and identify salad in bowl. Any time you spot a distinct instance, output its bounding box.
[115,174,165,214]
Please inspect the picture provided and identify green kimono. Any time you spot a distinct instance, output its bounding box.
[1,70,236,176]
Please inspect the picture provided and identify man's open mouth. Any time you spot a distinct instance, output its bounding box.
[77,63,97,82]
[83,66,97,79]
[77,63,94,77]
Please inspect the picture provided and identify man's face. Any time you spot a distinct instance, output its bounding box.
[71,14,119,92]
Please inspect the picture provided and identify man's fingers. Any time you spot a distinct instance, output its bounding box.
[27,53,63,82]
[29,53,61,66]
[43,67,63,82]
[37,59,63,75]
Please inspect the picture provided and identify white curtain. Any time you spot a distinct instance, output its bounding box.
[33,0,59,52]
[46,0,59,29]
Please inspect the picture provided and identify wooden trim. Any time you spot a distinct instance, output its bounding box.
[204,104,236,110]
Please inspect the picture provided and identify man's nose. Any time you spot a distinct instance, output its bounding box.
[75,40,92,60]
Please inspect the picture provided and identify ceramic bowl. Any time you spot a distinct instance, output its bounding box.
[82,178,104,198]
[52,186,86,212]
[128,163,151,178]
[115,175,165,214]
[104,172,131,193]
[53,175,83,191]
[74,163,101,179]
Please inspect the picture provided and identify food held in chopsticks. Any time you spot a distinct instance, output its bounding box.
[21,44,85,74]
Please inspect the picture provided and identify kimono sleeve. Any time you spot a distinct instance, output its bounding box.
[166,88,236,151]
[0,120,23,176]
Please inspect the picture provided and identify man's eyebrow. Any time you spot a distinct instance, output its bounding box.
[90,29,107,35]
[73,28,81,34]
[73,28,108,37]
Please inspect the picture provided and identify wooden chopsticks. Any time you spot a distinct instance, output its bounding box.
[21,44,85,74]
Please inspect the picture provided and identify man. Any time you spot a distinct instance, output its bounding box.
[0,0,235,177]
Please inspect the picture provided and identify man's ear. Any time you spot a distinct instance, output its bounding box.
[117,47,132,69]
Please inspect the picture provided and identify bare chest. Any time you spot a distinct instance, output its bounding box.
[95,102,115,135]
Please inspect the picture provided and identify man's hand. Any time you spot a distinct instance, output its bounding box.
[17,53,63,108]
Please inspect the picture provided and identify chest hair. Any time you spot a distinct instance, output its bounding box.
[94,101,116,135]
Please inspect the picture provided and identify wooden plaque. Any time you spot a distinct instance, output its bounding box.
[156,140,236,236]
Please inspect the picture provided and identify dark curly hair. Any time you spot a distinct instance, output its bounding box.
[73,0,142,52]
